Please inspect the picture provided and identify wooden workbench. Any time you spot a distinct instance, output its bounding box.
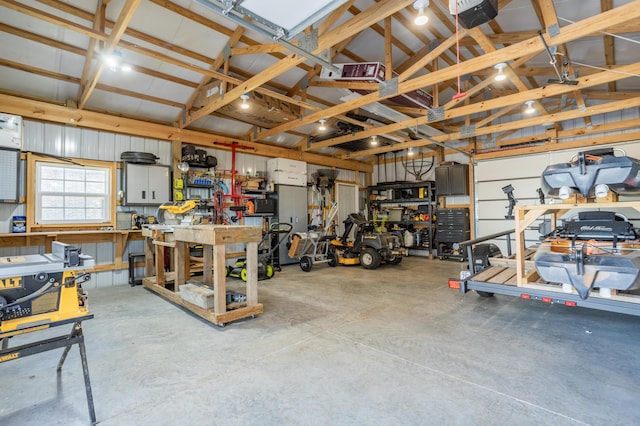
[0,230,144,273]
[142,224,263,326]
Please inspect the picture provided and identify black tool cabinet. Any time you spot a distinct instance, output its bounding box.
[436,207,470,261]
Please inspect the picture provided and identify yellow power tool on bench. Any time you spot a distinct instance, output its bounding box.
[156,200,201,225]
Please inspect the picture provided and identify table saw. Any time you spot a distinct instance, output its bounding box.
[0,241,94,335]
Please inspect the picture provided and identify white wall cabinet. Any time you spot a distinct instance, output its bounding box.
[124,163,170,205]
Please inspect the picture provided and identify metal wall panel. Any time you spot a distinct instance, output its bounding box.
[98,131,116,161]
[22,120,44,152]
[43,124,64,156]
[64,126,82,158]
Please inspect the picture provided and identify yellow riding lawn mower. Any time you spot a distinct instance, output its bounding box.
[295,213,405,271]
[329,213,405,269]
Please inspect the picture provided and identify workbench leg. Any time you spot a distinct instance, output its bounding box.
[246,242,258,306]
[213,244,227,315]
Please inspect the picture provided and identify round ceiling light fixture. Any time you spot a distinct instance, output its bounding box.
[240,94,250,110]
[494,62,507,81]
[413,0,430,26]
[524,100,536,114]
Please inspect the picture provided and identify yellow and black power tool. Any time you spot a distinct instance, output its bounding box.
[0,242,94,336]
[156,199,201,225]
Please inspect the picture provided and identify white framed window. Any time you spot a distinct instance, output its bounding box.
[35,161,111,224]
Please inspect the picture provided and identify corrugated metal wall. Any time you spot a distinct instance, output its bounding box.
[2,119,359,287]
[474,139,640,255]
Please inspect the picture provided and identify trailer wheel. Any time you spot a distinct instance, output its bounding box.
[327,252,338,267]
[476,291,494,297]
[360,248,381,270]
[300,256,313,272]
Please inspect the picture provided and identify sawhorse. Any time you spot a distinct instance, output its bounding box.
[0,316,96,425]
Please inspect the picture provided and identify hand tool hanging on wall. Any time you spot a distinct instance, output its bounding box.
[213,141,255,221]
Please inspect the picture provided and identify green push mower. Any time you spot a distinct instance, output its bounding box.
[227,222,293,281]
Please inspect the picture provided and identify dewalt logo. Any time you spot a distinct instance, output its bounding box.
[0,352,19,362]
[0,276,22,290]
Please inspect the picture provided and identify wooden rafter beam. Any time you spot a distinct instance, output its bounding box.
[265,1,640,150]
[0,23,197,88]
[0,93,372,172]
[345,95,640,159]
[179,27,245,124]
[0,58,184,109]
[601,0,617,92]
[77,0,141,109]
[314,62,640,153]
[183,0,414,127]
[76,1,105,102]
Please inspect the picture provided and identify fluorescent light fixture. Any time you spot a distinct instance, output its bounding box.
[413,0,429,25]
[524,100,535,114]
[318,119,327,131]
[494,62,507,81]
[240,94,250,110]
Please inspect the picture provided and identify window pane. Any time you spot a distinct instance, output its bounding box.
[65,181,85,193]
[86,209,104,220]
[86,170,106,182]
[37,162,110,224]
[86,182,106,194]
[42,179,64,192]
[42,208,63,221]
[86,197,104,209]
[65,196,85,208]
[65,168,85,181]
[65,208,85,220]
[41,166,64,180]
[42,195,64,208]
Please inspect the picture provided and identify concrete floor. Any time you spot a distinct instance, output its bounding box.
[2,257,640,425]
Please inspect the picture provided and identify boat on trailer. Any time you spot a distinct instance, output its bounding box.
[541,148,640,198]
[534,211,640,299]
